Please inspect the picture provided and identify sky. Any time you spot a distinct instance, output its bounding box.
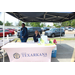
[0,12,53,26]
[0,12,19,26]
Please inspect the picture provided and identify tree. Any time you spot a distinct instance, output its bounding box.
[16,21,22,26]
[40,23,45,27]
[5,21,13,26]
[61,19,73,27]
[30,22,41,27]
[47,25,51,27]
[0,21,3,25]
[71,19,75,27]
[53,23,61,28]
[25,22,30,26]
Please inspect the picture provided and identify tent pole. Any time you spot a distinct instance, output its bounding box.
[60,22,61,44]
[3,12,5,62]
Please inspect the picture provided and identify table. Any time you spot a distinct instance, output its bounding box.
[0,40,9,48]
[1,42,56,62]
[0,39,14,48]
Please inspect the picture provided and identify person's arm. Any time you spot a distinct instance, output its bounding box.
[33,34,36,42]
[22,28,27,38]
[38,34,41,38]
[20,28,24,38]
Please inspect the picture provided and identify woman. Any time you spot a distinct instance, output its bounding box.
[33,30,40,42]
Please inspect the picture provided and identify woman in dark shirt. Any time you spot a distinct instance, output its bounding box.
[33,30,40,42]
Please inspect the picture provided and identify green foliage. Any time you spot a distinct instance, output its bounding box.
[47,25,51,27]
[30,22,41,27]
[25,22,30,26]
[61,19,75,27]
[16,21,22,26]
[53,23,61,28]
[0,21,3,25]
[53,19,75,28]
[61,21,71,27]
[5,21,13,26]
[71,19,75,27]
[40,23,46,27]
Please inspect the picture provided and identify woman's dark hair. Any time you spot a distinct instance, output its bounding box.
[22,23,25,26]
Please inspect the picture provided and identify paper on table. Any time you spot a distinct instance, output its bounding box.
[41,35,49,43]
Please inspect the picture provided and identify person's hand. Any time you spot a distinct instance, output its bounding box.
[22,36,23,38]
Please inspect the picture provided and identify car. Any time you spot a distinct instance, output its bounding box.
[68,28,73,31]
[65,27,68,30]
[6,28,15,31]
[0,29,15,37]
[45,28,65,37]
[74,28,75,30]
[61,27,65,31]
[17,27,42,38]
[6,28,17,32]
[13,28,17,32]
[17,27,21,31]
[42,27,50,31]
[0,28,2,29]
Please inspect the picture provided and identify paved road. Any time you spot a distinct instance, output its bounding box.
[55,34,75,38]
[51,40,75,62]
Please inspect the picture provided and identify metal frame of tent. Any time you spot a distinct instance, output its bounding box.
[2,12,75,62]
[7,12,75,22]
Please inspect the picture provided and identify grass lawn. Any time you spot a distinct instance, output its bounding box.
[50,38,75,41]
[13,37,75,42]
[13,38,34,42]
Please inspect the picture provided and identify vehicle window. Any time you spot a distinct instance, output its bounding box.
[33,28,37,30]
[5,30,9,32]
[33,28,41,31]
[56,29,60,32]
[29,28,33,31]
[59,29,63,31]
[0,30,3,32]
[50,28,56,31]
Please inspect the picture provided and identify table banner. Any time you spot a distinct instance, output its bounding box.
[2,43,56,62]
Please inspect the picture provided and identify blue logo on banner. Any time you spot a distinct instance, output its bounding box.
[13,53,20,59]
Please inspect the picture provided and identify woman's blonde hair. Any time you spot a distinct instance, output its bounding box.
[35,30,40,35]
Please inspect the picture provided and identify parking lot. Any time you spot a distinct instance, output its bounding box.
[42,30,75,38]
[0,30,75,39]
[51,40,75,62]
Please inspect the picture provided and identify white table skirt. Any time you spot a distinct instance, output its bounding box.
[2,42,56,62]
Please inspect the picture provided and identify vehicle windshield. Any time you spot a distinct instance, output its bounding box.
[27,28,31,30]
[69,28,72,29]
[49,28,56,31]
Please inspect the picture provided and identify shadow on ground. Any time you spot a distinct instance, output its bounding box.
[0,44,74,62]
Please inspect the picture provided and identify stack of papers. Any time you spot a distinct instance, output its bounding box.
[41,35,49,43]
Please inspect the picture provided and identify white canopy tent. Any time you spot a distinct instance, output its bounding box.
[2,12,75,62]
[3,12,5,62]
